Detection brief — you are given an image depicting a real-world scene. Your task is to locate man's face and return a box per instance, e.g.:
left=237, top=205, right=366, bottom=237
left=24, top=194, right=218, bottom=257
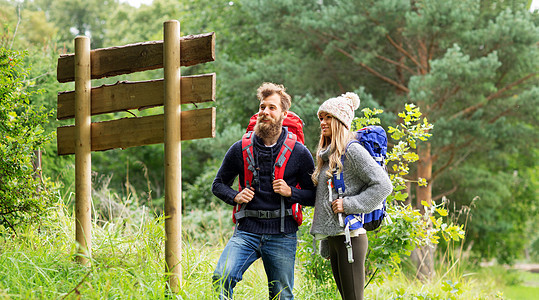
left=254, top=93, right=288, bottom=139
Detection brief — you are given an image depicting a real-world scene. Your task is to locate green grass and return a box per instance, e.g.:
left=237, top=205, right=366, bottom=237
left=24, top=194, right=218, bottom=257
left=504, top=271, right=539, bottom=300
left=0, top=204, right=527, bottom=299
left=505, top=285, right=539, bottom=300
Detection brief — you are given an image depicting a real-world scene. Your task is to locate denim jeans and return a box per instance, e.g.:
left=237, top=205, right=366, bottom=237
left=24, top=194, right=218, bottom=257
left=212, top=229, right=297, bottom=300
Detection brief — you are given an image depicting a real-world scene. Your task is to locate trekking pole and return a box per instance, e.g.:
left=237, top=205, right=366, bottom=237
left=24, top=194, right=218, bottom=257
left=364, top=229, right=392, bottom=288
left=337, top=190, right=344, bottom=227
left=327, top=178, right=344, bottom=226
left=364, top=267, right=379, bottom=289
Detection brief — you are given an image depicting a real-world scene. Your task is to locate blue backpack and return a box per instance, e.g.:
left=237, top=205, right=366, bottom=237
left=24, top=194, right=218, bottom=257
left=332, top=125, right=389, bottom=263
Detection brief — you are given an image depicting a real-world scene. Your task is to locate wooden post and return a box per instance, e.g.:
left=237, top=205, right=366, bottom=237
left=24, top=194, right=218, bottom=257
left=163, top=20, right=182, bottom=292
left=74, top=36, right=92, bottom=266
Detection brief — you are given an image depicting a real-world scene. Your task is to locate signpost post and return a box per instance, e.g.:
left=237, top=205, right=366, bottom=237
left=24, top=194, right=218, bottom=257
left=56, top=20, right=216, bottom=292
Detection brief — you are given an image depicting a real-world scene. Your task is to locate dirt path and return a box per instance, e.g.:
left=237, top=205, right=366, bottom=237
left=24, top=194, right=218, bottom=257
left=513, top=263, right=539, bottom=287
left=513, top=263, right=539, bottom=273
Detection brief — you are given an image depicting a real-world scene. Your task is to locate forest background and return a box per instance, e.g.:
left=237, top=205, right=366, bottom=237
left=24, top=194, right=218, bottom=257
left=0, top=0, right=538, bottom=299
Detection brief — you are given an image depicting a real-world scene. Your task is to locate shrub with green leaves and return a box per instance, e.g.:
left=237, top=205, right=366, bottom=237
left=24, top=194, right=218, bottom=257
left=298, top=104, right=465, bottom=285
left=0, top=47, right=58, bottom=233
left=365, top=104, right=464, bottom=279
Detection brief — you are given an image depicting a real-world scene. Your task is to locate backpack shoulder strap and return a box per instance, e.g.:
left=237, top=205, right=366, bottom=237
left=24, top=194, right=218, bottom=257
left=241, top=131, right=256, bottom=190
left=273, top=132, right=297, bottom=180
left=332, top=139, right=361, bottom=195
left=274, top=132, right=298, bottom=232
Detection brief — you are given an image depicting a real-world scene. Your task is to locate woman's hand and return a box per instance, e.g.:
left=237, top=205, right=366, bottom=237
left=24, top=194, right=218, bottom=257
left=331, top=198, right=344, bottom=214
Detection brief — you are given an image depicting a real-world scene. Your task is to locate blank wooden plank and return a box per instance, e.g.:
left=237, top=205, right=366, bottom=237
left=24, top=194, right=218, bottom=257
left=57, top=32, right=215, bottom=83
left=57, top=107, right=215, bottom=155
left=57, top=73, right=215, bottom=120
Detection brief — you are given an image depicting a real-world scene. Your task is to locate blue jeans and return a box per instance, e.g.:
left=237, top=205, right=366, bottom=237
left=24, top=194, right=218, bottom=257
left=212, top=229, right=297, bottom=300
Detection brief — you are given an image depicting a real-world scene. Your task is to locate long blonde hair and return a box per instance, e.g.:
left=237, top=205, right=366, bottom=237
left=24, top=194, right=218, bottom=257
left=311, top=117, right=355, bottom=186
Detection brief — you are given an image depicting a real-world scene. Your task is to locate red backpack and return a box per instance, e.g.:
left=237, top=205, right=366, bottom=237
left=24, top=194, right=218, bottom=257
left=232, top=112, right=305, bottom=230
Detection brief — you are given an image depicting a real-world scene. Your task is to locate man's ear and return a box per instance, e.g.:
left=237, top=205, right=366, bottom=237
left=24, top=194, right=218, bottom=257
left=282, top=110, right=288, bottom=118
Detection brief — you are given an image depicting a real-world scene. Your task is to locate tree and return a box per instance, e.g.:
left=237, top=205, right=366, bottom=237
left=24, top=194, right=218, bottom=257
left=21, top=0, right=119, bottom=49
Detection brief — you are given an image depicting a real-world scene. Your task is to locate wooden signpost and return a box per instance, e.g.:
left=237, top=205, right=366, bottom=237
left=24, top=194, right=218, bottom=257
left=56, top=20, right=215, bottom=293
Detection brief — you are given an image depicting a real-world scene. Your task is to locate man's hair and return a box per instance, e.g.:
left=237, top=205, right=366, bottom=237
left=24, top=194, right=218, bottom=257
left=256, top=82, right=291, bottom=111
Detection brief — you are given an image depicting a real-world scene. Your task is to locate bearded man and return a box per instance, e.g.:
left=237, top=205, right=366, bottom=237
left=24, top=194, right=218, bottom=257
left=211, top=82, right=315, bottom=300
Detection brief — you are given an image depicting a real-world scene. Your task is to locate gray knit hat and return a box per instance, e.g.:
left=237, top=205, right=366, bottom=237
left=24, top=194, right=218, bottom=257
left=317, top=92, right=360, bottom=129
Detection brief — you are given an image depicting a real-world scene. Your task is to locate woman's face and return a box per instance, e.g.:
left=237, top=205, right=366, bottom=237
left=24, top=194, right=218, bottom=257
left=319, top=112, right=333, bottom=138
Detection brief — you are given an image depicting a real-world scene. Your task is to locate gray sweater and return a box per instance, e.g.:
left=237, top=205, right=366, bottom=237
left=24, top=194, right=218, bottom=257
left=310, top=142, right=393, bottom=237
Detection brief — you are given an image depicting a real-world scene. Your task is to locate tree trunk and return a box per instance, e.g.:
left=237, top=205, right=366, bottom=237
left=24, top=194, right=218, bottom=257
left=32, top=149, right=42, bottom=181
left=417, top=142, right=432, bottom=211
left=404, top=181, right=412, bottom=206
left=411, top=243, right=436, bottom=280
left=412, top=141, right=435, bottom=279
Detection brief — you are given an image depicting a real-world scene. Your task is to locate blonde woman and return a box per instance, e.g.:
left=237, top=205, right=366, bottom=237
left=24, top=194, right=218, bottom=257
left=310, top=92, right=393, bottom=300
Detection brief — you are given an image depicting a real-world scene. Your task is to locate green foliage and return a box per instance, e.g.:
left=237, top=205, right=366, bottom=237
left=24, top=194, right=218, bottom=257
left=183, top=160, right=222, bottom=210
left=366, top=105, right=464, bottom=281
left=447, top=163, right=538, bottom=264
left=0, top=47, right=58, bottom=232
left=296, top=207, right=336, bottom=286
left=182, top=206, right=231, bottom=245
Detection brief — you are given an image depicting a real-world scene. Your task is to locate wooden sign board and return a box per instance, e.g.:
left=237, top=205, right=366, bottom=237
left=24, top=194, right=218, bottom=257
left=57, top=73, right=215, bottom=120
left=60, top=21, right=214, bottom=291
left=57, top=32, right=215, bottom=83
left=57, top=107, right=215, bottom=155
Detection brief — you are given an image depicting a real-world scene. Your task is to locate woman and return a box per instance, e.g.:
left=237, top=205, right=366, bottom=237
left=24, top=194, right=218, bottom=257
left=310, top=92, right=393, bottom=300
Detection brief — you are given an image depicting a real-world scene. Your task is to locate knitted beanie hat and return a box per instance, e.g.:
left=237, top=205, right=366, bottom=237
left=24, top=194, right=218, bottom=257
left=317, top=92, right=360, bottom=129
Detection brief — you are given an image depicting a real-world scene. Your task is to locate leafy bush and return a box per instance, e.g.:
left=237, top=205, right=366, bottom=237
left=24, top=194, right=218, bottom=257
left=296, top=207, right=336, bottom=285
left=182, top=205, right=232, bottom=245
left=0, top=47, right=58, bottom=233
left=183, top=159, right=224, bottom=209
left=297, top=103, right=465, bottom=285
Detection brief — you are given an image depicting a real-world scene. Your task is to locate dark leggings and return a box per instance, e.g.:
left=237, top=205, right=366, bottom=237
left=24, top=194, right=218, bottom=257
left=327, top=234, right=368, bottom=300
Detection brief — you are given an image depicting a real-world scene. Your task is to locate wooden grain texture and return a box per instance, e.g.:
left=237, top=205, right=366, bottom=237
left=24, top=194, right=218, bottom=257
left=57, top=107, right=215, bottom=155
left=57, top=73, right=215, bottom=120
left=163, top=20, right=182, bottom=292
left=56, top=32, right=215, bottom=83
left=74, top=36, right=92, bottom=266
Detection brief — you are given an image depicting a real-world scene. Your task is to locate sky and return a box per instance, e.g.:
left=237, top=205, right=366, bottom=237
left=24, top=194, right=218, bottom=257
left=121, top=0, right=538, bottom=10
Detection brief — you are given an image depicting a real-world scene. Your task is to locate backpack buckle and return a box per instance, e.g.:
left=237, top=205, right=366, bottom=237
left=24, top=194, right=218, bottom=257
left=258, top=210, right=269, bottom=218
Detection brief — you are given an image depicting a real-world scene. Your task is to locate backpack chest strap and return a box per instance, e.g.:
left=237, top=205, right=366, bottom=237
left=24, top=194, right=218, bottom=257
left=234, top=208, right=294, bottom=220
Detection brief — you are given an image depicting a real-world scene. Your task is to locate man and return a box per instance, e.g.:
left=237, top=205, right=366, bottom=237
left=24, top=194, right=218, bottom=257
left=212, top=82, right=315, bottom=299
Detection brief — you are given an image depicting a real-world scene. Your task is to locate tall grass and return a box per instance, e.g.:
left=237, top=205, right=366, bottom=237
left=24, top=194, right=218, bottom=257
left=0, top=190, right=514, bottom=299
left=0, top=202, right=333, bottom=299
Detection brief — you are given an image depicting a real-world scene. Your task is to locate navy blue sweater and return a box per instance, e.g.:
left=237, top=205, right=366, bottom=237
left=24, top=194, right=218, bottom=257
left=212, top=129, right=316, bottom=234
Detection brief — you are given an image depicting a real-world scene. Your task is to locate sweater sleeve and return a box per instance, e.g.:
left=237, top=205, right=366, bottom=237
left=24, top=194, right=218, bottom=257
left=341, top=142, right=393, bottom=214
left=211, top=140, right=242, bottom=206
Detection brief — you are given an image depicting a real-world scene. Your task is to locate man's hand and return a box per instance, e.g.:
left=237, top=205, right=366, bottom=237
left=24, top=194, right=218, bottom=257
left=234, top=187, right=255, bottom=204
left=332, top=198, right=344, bottom=214
left=272, top=179, right=292, bottom=197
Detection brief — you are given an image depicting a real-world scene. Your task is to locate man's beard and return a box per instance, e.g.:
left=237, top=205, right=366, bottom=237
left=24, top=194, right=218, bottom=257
left=254, top=115, right=283, bottom=140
